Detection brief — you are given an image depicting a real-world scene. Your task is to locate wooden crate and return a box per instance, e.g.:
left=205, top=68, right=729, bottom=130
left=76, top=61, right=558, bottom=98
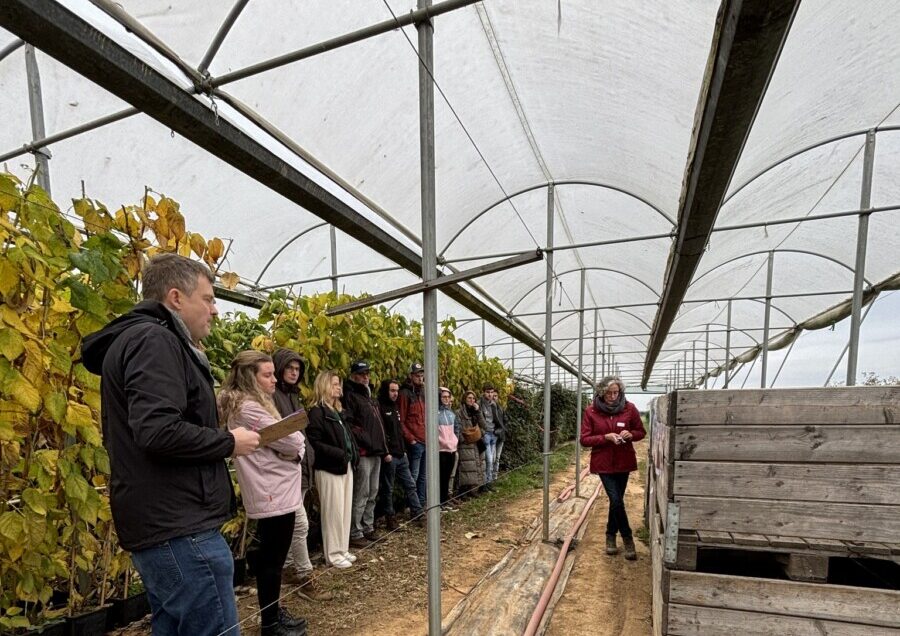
left=646, top=387, right=900, bottom=635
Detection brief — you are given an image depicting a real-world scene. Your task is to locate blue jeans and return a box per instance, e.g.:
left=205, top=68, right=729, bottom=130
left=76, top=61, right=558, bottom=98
left=378, top=454, right=422, bottom=516
left=483, top=431, right=497, bottom=483
left=599, top=473, right=632, bottom=539
left=406, top=442, right=427, bottom=509
left=131, top=528, right=239, bottom=636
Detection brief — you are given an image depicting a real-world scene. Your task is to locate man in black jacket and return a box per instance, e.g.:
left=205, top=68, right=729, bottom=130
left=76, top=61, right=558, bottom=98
left=342, top=361, right=389, bottom=547
left=82, top=254, right=260, bottom=636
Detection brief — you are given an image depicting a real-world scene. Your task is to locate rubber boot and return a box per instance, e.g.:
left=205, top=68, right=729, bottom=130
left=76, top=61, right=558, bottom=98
left=605, top=535, right=618, bottom=555
left=623, top=537, right=637, bottom=561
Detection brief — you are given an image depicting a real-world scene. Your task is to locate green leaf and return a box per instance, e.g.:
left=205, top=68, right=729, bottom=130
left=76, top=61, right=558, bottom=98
left=22, top=488, right=47, bottom=515
left=64, top=471, right=91, bottom=503
left=0, top=258, right=19, bottom=296
left=64, top=279, right=108, bottom=316
left=0, top=329, right=24, bottom=361
left=0, top=173, right=20, bottom=211
left=44, top=390, right=67, bottom=424
left=0, top=511, right=24, bottom=542
left=69, top=250, right=115, bottom=284
left=46, top=341, right=72, bottom=375
left=94, top=446, right=111, bottom=474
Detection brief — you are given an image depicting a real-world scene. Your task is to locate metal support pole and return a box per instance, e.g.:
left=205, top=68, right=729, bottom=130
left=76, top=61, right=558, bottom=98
left=24, top=44, right=51, bottom=194
left=592, top=311, right=599, bottom=382
left=329, top=225, right=339, bottom=295
left=847, top=130, right=876, bottom=386
left=761, top=251, right=775, bottom=388
left=542, top=184, right=555, bottom=542
left=675, top=360, right=680, bottom=388
left=691, top=341, right=696, bottom=387
left=511, top=339, right=515, bottom=376
left=724, top=300, right=732, bottom=389
left=601, top=329, right=606, bottom=377
left=575, top=269, right=585, bottom=497
left=416, top=5, right=440, bottom=633
left=704, top=325, right=710, bottom=389
left=481, top=319, right=486, bottom=358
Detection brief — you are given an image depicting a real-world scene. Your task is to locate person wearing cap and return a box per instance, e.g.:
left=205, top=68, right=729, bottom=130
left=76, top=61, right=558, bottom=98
left=343, top=361, right=390, bottom=547
left=580, top=375, right=646, bottom=560
left=478, top=383, right=506, bottom=487
left=398, top=362, right=427, bottom=512
left=272, top=348, right=332, bottom=602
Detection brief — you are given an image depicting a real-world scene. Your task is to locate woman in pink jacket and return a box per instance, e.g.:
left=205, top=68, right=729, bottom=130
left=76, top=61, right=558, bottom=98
left=218, top=351, right=307, bottom=636
left=580, top=375, right=646, bottom=561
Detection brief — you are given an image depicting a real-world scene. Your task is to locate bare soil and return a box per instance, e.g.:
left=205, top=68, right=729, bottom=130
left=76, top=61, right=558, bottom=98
left=546, top=440, right=652, bottom=635
left=111, top=444, right=652, bottom=635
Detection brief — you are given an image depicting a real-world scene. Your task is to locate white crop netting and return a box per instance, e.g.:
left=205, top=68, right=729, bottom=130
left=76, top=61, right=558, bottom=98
left=1, top=0, right=898, bottom=389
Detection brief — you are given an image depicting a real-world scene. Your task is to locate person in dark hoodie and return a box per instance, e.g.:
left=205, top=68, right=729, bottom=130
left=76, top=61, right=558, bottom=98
left=81, top=253, right=260, bottom=636
left=342, top=361, right=389, bottom=547
left=271, top=349, right=332, bottom=602
left=375, top=379, right=422, bottom=529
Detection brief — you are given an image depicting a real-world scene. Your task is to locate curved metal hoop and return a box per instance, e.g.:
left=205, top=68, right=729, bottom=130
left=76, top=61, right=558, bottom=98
left=439, top=180, right=675, bottom=258
left=254, top=221, right=328, bottom=285
left=691, top=249, right=872, bottom=289
left=507, top=267, right=661, bottom=315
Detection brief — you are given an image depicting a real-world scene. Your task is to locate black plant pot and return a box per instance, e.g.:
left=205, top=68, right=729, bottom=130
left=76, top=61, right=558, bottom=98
left=67, top=606, right=108, bottom=636
left=233, top=556, right=247, bottom=587
left=24, top=620, right=66, bottom=636
left=121, top=592, right=150, bottom=624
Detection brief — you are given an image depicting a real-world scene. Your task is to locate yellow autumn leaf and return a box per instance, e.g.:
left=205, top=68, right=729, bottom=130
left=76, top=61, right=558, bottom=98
left=206, top=237, right=224, bottom=263
left=189, top=233, right=207, bottom=258
left=0, top=329, right=24, bottom=361
left=21, top=340, right=45, bottom=385
left=169, top=209, right=186, bottom=240
left=156, top=196, right=174, bottom=219
left=0, top=258, right=19, bottom=296
left=4, top=370, right=41, bottom=413
left=142, top=193, right=157, bottom=212
left=65, top=402, right=94, bottom=429
left=1, top=306, right=35, bottom=337
left=219, top=271, right=240, bottom=290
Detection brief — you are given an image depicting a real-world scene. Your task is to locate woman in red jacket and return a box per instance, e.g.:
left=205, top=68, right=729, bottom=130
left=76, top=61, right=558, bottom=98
left=580, top=376, right=646, bottom=560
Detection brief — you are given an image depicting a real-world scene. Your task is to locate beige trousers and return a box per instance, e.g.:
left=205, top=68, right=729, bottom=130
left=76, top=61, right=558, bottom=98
left=315, top=469, right=353, bottom=565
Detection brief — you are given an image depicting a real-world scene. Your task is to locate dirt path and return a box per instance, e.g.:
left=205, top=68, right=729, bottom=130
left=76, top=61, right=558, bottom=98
left=546, top=440, right=652, bottom=636
left=112, top=444, right=652, bottom=635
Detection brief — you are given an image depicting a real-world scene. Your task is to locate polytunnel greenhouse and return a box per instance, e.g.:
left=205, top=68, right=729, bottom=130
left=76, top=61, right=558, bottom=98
left=1, top=0, right=899, bottom=634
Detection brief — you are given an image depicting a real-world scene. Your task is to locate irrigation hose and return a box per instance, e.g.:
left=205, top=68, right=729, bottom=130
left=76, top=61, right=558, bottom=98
left=523, top=479, right=603, bottom=636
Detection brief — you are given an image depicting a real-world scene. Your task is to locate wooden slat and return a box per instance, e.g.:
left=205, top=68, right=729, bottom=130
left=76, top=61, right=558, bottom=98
left=806, top=537, right=850, bottom=551
left=675, top=387, right=900, bottom=425
left=695, top=530, right=732, bottom=544
left=668, top=571, right=900, bottom=628
left=844, top=541, right=892, bottom=556
left=650, top=501, right=668, bottom=636
left=667, top=604, right=900, bottom=636
left=729, top=532, right=769, bottom=547
left=673, top=462, right=900, bottom=504
left=674, top=425, right=900, bottom=463
left=675, top=496, right=900, bottom=544
left=767, top=535, right=809, bottom=550
left=777, top=554, right=829, bottom=582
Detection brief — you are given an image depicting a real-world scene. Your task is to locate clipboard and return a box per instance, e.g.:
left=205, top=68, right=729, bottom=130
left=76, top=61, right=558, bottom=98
left=258, top=410, right=309, bottom=447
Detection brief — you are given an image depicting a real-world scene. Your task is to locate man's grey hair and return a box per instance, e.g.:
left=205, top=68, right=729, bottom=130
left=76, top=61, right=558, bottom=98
left=596, top=375, right=625, bottom=394
left=142, top=253, right=214, bottom=302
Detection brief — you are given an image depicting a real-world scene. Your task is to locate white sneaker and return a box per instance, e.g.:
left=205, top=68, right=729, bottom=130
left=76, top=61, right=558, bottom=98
left=330, top=557, right=352, bottom=569
left=343, top=552, right=357, bottom=563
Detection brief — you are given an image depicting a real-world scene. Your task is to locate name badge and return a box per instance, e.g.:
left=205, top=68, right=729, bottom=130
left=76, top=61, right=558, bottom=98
left=616, top=422, right=626, bottom=428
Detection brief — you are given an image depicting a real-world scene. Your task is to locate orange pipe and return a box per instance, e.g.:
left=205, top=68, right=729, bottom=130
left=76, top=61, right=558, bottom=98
left=524, top=480, right=603, bottom=636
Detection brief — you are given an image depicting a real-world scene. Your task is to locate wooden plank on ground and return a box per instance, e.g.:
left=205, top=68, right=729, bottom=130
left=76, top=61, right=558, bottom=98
left=674, top=425, right=900, bottom=464
left=673, top=461, right=900, bottom=504
left=674, top=387, right=900, bottom=425
left=675, top=496, right=900, bottom=544
left=667, top=604, right=900, bottom=636
left=668, top=571, right=900, bottom=628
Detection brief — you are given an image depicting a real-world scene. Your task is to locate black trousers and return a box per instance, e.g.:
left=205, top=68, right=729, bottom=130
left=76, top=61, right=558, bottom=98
left=599, top=472, right=632, bottom=539
left=255, top=512, right=296, bottom=626
left=439, top=451, right=457, bottom=504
